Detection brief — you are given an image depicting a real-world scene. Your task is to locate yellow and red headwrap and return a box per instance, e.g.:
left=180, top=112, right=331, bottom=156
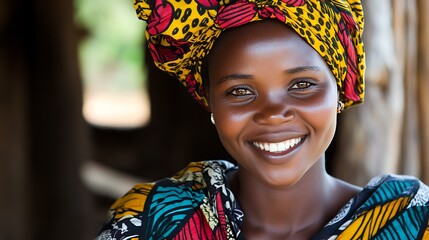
left=134, top=0, right=365, bottom=109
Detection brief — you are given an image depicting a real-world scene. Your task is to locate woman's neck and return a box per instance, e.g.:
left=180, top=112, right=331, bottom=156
left=232, top=157, right=359, bottom=240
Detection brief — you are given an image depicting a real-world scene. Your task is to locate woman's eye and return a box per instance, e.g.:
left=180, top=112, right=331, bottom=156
left=290, top=81, right=314, bottom=90
left=229, top=88, right=253, bottom=96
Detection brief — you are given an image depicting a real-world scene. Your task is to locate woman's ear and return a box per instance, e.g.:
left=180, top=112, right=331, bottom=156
left=206, top=96, right=212, bottom=112
left=202, top=60, right=212, bottom=111
left=203, top=79, right=212, bottom=112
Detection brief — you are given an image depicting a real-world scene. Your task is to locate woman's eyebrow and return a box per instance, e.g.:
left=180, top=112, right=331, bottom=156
left=286, top=65, right=322, bottom=74
left=215, top=66, right=321, bottom=86
left=216, top=74, right=253, bottom=86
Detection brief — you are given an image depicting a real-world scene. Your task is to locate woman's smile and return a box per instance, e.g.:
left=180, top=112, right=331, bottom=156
left=251, top=136, right=304, bottom=154
left=249, top=135, right=306, bottom=165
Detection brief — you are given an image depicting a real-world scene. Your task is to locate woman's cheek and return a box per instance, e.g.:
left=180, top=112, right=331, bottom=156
left=215, top=108, right=250, bottom=146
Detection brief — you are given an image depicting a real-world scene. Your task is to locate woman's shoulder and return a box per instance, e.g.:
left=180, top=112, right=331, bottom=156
left=317, top=175, right=429, bottom=239
left=363, top=174, right=429, bottom=207
left=96, top=160, right=237, bottom=239
left=108, top=160, right=236, bottom=216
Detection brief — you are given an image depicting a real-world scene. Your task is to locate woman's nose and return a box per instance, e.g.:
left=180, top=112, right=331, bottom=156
left=253, top=98, right=294, bottom=126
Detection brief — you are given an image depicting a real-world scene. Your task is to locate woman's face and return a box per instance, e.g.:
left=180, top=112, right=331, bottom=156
left=208, top=21, right=338, bottom=188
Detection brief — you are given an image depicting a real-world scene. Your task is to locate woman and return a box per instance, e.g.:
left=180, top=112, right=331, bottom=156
left=96, top=0, right=429, bottom=239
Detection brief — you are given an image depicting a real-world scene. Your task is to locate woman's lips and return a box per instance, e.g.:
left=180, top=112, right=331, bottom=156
left=251, top=137, right=304, bottom=153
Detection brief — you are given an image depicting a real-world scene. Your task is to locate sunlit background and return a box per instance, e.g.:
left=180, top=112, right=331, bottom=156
left=75, top=0, right=150, bottom=128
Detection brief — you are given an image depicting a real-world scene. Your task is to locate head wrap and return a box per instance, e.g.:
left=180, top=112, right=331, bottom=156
left=134, top=0, right=365, bottom=109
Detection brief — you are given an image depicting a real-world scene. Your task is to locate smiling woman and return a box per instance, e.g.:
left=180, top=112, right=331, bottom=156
left=207, top=21, right=339, bottom=189
left=95, top=0, right=429, bottom=239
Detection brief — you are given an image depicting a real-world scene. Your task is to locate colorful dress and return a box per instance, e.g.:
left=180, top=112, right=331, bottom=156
left=96, top=160, right=429, bottom=240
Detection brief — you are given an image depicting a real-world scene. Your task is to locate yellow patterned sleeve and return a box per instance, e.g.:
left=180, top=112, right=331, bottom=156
left=109, top=182, right=155, bottom=220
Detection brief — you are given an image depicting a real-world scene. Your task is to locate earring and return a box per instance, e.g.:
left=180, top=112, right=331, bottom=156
left=337, top=101, right=345, bottom=114
left=210, top=113, right=215, bottom=124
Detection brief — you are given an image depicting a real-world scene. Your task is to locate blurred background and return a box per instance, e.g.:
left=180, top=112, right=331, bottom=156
left=1, top=0, right=428, bottom=239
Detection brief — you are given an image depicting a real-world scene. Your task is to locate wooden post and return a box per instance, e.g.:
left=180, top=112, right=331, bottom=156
left=417, top=0, right=429, bottom=183
left=333, top=0, right=404, bottom=185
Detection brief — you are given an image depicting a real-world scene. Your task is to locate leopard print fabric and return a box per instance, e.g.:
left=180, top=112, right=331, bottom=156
left=134, top=0, right=365, bottom=109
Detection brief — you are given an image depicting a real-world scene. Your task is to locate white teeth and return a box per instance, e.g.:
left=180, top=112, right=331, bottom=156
left=264, top=143, right=269, bottom=151
left=253, top=137, right=302, bottom=153
left=270, top=143, right=278, bottom=152
left=285, top=140, right=290, bottom=149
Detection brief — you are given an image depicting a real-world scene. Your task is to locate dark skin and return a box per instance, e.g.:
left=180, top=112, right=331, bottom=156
left=207, top=20, right=361, bottom=239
